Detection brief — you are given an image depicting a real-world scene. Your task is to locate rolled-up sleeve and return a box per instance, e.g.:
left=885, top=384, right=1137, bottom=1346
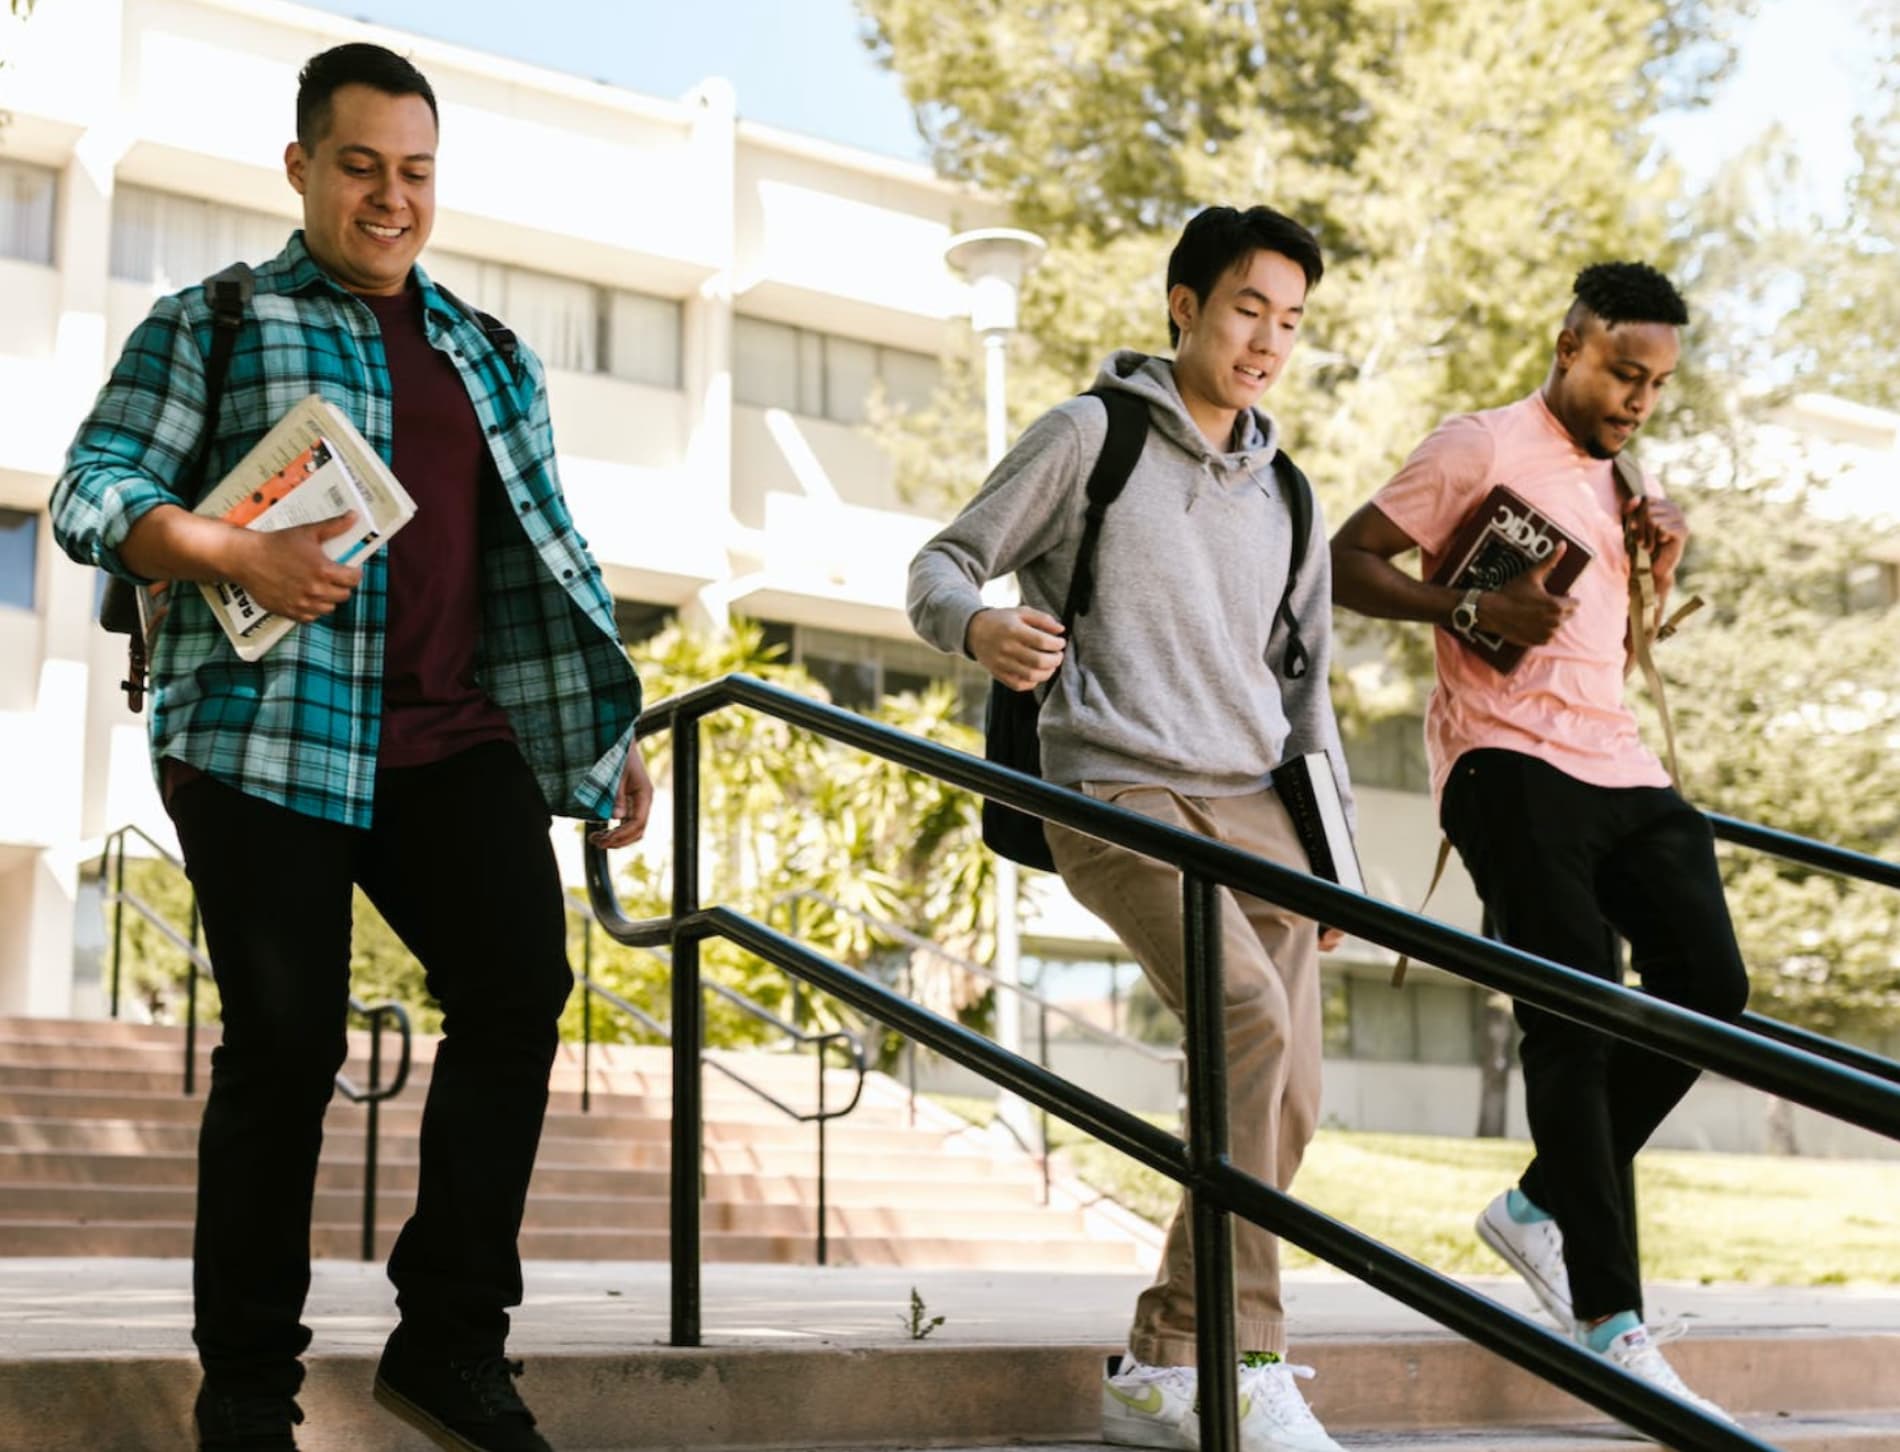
left=49, top=295, right=209, bottom=583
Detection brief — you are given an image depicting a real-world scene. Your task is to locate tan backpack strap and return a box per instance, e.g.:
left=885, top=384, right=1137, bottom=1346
left=1612, top=455, right=1686, bottom=792
left=1391, top=835, right=1455, bottom=988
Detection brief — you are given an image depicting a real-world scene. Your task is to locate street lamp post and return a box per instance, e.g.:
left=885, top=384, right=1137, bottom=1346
left=944, top=228, right=1046, bottom=1157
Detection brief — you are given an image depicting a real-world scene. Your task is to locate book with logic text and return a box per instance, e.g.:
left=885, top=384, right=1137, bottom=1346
left=1428, top=484, right=1593, bottom=674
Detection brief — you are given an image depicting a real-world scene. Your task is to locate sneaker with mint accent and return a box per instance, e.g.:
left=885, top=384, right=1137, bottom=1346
left=1477, top=1188, right=1573, bottom=1327
left=1596, top=1322, right=1737, bottom=1426
left=1103, top=1355, right=1197, bottom=1449
left=1234, top=1357, right=1344, bottom=1452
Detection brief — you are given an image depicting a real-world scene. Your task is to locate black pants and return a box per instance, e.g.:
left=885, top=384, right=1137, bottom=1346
left=1442, top=749, right=1749, bottom=1320
left=166, top=740, right=572, bottom=1395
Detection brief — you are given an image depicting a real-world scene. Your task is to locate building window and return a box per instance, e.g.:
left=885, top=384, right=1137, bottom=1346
left=1342, top=712, right=1430, bottom=794
left=0, top=508, right=39, bottom=612
left=426, top=251, right=683, bottom=387
left=1334, top=971, right=1486, bottom=1065
left=605, top=289, right=683, bottom=389
left=109, top=187, right=291, bottom=290
left=734, top=316, right=938, bottom=424
left=759, top=620, right=987, bottom=723
left=1847, top=558, right=1898, bottom=614
left=0, top=159, right=57, bottom=265
left=613, top=598, right=673, bottom=646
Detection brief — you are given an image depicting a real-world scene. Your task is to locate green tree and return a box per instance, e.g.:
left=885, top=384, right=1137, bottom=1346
left=1783, top=9, right=1898, bottom=409
left=861, top=0, right=1746, bottom=693
left=102, top=620, right=997, bottom=1063
left=860, top=0, right=1900, bottom=1054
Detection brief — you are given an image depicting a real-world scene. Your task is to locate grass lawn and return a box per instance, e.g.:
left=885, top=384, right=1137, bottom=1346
left=925, top=1094, right=1900, bottom=1286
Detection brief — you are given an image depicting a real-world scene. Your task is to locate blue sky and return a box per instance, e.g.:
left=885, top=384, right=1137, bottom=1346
left=304, top=0, right=1878, bottom=210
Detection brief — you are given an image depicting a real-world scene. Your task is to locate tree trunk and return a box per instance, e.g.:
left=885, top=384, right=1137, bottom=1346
left=1476, top=993, right=1514, bottom=1138
left=1765, top=1096, right=1799, bottom=1155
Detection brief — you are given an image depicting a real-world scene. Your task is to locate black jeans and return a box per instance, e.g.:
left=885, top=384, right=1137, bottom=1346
left=1442, top=749, right=1749, bottom=1321
left=166, top=740, right=572, bottom=1396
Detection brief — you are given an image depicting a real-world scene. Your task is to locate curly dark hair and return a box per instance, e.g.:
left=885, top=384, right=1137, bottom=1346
left=1571, top=261, right=1688, bottom=328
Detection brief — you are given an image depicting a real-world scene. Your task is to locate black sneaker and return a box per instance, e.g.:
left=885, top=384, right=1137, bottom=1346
left=373, top=1326, right=553, bottom=1452
left=194, top=1386, right=304, bottom=1451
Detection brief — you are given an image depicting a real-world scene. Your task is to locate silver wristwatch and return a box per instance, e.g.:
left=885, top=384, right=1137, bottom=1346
left=1450, top=586, right=1484, bottom=639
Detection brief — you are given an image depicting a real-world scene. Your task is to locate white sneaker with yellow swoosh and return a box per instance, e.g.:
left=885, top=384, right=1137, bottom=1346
left=1103, top=1356, right=1198, bottom=1449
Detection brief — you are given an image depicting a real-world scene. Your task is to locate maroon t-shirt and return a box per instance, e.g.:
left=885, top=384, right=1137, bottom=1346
left=361, top=286, right=515, bottom=768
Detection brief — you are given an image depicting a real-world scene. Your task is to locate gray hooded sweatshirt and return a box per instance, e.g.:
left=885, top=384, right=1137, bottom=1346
left=907, top=350, right=1353, bottom=818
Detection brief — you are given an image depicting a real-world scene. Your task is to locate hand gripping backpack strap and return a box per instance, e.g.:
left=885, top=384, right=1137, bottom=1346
left=106, top=261, right=254, bottom=711
left=980, top=389, right=1150, bottom=872
left=1612, top=453, right=1696, bottom=791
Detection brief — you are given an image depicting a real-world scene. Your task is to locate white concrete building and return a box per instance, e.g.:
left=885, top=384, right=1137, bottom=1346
left=0, top=0, right=1891, bottom=1154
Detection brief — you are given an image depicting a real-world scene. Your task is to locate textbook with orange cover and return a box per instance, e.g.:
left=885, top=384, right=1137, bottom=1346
left=193, top=394, right=416, bottom=660
left=1429, top=485, right=1593, bottom=674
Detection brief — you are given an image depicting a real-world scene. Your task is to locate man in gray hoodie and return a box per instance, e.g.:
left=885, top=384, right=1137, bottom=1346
left=907, top=205, right=1351, bottom=1452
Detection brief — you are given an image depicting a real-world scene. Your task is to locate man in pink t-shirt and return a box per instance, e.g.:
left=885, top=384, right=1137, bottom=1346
left=1331, top=264, right=1748, bottom=1420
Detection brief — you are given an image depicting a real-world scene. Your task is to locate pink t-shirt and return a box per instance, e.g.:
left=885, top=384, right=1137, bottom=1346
left=1372, top=391, right=1670, bottom=807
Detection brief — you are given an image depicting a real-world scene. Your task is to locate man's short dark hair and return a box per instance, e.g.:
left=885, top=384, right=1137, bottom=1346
left=1165, top=206, right=1324, bottom=346
left=1570, top=262, right=1688, bottom=330
left=296, top=43, right=439, bottom=149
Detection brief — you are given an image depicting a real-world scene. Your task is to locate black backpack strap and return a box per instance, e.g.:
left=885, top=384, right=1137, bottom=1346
left=196, top=263, right=254, bottom=471
left=1270, top=449, right=1315, bottom=680
left=106, top=262, right=254, bottom=708
left=1059, top=389, right=1150, bottom=631
left=432, top=281, right=523, bottom=381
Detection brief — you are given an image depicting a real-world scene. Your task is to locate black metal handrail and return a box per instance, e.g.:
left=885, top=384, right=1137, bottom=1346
left=91, top=824, right=414, bottom=1263
left=774, top=886, right=1187, bottom=1199
left=585, top=673, right=1897, bottom=1452
left=334, top=997, right=414, bottom=1262
left=1708, top=811, right=1900, bottom=889
left=562, top=897, right=867, bottom=1265
left=1701, top=813, right=1900, bottom=1087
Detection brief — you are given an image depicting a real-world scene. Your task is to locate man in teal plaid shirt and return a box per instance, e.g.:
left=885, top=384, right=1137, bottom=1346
left=51, top=42, right=648, bottom=1452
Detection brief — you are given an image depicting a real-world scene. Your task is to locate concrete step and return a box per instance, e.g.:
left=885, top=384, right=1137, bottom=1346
left=0, top=1182, right=1097, bottom=1240
left=0, top=1117, right=1024, bottom=1180
left=1, top=1339, right=1895, bottom=1452
left=0, top=1022, right=870, bottom=1079
left=769, top=1429, right=1900, bottom=1452
left=0, top=1088, right=949, bottom=1153
left=0, top=1040, right=882, bottom=1102
left=0, top=1062, right=922, bottom=1125
left=0, top=1148, right=1049, bottom=1208
left=0, top=1117, right=1018, bottom=1179
left=0, top=1220, right=1139, bottom=1267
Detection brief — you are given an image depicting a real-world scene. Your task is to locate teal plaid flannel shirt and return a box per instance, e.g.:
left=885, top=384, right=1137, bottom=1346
left=50, top=232, right=642, bottom=828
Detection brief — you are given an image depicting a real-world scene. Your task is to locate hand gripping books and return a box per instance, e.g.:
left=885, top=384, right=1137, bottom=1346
left=1429, top=485, right=1592, bottom=674
left=192, top=393, right=417, bottom=660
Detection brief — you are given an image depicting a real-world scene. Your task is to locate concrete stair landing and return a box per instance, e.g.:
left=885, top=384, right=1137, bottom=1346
left=0, top=1262, right=1895, bottom=1451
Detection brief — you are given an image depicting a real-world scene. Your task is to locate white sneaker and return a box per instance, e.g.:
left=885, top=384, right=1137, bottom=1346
left=1477, top=1189, right=1574, bottom=1327
left=1595, top=1323, right=1738, bottom=1426
left=1104, top=1356, right=1197, bottom=1449
left=1234, top=1358, right=1344, bottom=1452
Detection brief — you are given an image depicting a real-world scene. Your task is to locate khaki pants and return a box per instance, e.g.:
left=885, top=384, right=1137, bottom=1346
left=1047, top=784, right=1321, bottom=1364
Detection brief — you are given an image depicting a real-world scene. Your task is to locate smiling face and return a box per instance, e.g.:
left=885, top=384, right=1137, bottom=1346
left=1169, top=247, right=1308, bottom=431
left=1547, top=314, right=1680, bottom=458
left=285, top=83, right=437, bottom=297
